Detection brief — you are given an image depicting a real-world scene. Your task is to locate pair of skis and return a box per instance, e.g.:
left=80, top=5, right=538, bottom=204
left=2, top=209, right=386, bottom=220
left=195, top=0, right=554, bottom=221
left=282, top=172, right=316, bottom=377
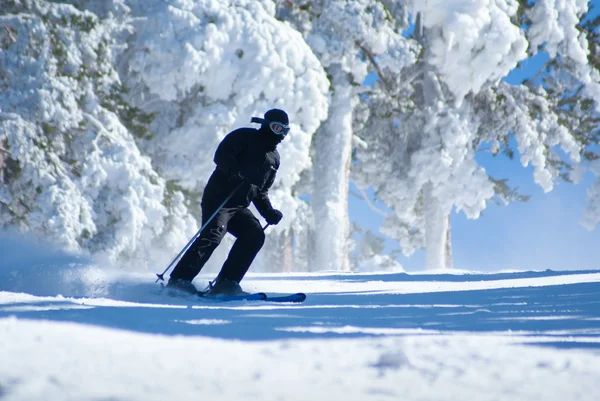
left=198, top=292, right=306, bottom=303
left=163, top=285, right=306, bottom=303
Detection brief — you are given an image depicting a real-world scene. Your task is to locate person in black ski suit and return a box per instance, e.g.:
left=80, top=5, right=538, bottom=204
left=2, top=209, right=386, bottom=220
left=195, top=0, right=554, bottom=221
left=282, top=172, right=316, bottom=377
left=167, top=109, right=290, bottom=296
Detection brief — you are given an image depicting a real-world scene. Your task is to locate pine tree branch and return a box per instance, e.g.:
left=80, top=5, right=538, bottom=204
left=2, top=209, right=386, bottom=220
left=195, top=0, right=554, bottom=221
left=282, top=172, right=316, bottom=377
left=0, top=199, right=17, bottom=217
left=349, top=186, right=389, bottom=216
left=355, top=41, right=389, bottom=90
left=523, top=58, right=553, bottom=87
left=4, top=26, right=16, bottom=44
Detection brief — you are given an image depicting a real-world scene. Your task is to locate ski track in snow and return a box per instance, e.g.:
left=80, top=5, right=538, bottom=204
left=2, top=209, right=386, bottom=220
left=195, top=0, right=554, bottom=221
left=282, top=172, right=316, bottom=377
left=1, top=246, right=600, bottom=400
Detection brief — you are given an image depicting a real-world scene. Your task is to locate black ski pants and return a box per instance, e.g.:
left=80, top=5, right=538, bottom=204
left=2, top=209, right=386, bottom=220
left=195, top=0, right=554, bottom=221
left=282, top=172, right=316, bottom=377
left=169, top=204, right=265, bottom=284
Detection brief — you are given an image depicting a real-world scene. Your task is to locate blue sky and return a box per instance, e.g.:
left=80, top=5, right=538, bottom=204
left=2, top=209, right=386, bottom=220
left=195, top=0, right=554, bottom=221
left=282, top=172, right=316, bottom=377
left=350, top=4, right=600, bottom=272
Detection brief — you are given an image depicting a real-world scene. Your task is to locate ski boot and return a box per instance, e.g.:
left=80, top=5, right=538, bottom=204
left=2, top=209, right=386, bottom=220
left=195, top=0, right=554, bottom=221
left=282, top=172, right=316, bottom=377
left=204, top=278, right=249, bottom=297
left=166, top=278, right=199, bottom=296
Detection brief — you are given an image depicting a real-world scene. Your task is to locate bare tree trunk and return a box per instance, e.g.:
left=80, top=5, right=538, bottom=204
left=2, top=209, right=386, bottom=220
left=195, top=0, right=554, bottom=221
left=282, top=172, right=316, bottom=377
left=0, top=140, right=6, bottom=184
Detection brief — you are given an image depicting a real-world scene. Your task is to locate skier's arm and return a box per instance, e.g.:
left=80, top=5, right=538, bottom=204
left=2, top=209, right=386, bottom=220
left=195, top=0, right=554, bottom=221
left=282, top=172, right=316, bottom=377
left=253, top=167, right=277, bottom=216
left=214, top=130, right=246, bottom=176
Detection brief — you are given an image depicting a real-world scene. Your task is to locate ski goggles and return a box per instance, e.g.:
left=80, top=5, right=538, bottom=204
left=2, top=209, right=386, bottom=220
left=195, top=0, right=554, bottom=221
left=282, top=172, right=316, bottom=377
left=269, top=121, right=290, bottom=136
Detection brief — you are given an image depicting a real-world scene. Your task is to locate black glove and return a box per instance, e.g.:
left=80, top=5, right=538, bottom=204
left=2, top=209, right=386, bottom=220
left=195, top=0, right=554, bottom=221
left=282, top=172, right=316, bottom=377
left=228, top=167, right=247, bottom=183
left=231, top=167, right=263, bottom=187
left=264, top=208, right=283, bottom=225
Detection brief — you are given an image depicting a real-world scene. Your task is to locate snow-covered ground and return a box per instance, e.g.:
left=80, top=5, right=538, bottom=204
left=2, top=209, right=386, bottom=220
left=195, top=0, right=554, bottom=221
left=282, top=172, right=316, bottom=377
left=1, top=235, right=600, bottom=401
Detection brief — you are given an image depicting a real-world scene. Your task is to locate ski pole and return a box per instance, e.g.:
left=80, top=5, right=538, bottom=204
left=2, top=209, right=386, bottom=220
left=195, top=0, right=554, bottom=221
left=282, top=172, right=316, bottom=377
left=155, top=180, right=246, bottom=283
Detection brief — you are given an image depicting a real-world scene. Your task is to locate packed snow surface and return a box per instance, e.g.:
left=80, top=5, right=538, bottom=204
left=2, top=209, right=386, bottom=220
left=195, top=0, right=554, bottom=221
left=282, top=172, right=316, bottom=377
left=1, top=238, right=600, bottom=401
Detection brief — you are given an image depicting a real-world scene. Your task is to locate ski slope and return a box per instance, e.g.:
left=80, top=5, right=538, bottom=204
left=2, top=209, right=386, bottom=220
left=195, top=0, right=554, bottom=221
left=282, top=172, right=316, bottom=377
left=1, top=237, right=600, bottom=400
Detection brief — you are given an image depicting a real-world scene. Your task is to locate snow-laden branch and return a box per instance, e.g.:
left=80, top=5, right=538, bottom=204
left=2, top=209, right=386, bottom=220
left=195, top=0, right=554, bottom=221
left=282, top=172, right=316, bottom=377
left=350, top=185, right=389, bottom=217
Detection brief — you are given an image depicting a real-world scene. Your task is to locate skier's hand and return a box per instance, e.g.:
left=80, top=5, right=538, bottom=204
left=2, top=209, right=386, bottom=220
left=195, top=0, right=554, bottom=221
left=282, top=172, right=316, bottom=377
left=232, top=167, right=263, bottom=187
left=264, top=208, right=283, bottom=225
left=229, top=168, right=246, bottom=183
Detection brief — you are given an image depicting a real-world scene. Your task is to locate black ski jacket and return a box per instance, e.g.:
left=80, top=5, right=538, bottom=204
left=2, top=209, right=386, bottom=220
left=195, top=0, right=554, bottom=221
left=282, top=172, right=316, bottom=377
left=202, top=127, right=279, bottom=216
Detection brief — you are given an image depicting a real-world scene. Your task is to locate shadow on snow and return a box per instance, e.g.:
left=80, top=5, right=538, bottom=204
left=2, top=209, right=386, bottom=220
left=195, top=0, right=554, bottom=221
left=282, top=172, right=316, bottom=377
left=1, top=276, right=599, bottom=350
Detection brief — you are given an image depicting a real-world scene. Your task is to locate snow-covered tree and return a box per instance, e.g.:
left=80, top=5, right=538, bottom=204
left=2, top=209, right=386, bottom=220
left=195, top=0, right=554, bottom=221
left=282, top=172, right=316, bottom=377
left=1, top=0, right=329, bottom=272
left=115, top=0, right=329, bottom=272
left=276, top=0, right=409, bottom=271
left=515, top=0, right=600, bottom=230
left=349, top=222, right=404, bottom=272
left=4, top=0, right=598, bottom=275
left=353, top=0, right=599, bottom=270
left=0, top=0, right=196, bottom=267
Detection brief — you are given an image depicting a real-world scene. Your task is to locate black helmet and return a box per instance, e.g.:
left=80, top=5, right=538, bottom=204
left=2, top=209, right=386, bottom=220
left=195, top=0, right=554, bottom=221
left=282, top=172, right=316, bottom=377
left=251, top=108, right=290, bottom=136
left=264, top=108, right=289, bottom=125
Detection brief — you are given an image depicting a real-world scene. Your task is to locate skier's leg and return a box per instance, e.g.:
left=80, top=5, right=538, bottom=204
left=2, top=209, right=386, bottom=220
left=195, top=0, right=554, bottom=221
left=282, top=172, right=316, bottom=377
left=169, top=207, right=235, bottom=283
left=216, top=208, right=265, bottom=284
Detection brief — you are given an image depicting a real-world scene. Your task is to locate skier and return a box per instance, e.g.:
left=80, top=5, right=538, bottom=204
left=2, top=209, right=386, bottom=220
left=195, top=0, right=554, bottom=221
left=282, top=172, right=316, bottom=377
left=166, top=109, right=290, bottom=296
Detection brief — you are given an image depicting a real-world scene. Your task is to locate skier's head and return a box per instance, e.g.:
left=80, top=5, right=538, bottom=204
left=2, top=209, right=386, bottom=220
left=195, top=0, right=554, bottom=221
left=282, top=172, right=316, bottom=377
left=264, top=109, right=289, bottom=134
left=251, top=108, right=289, bottom=148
